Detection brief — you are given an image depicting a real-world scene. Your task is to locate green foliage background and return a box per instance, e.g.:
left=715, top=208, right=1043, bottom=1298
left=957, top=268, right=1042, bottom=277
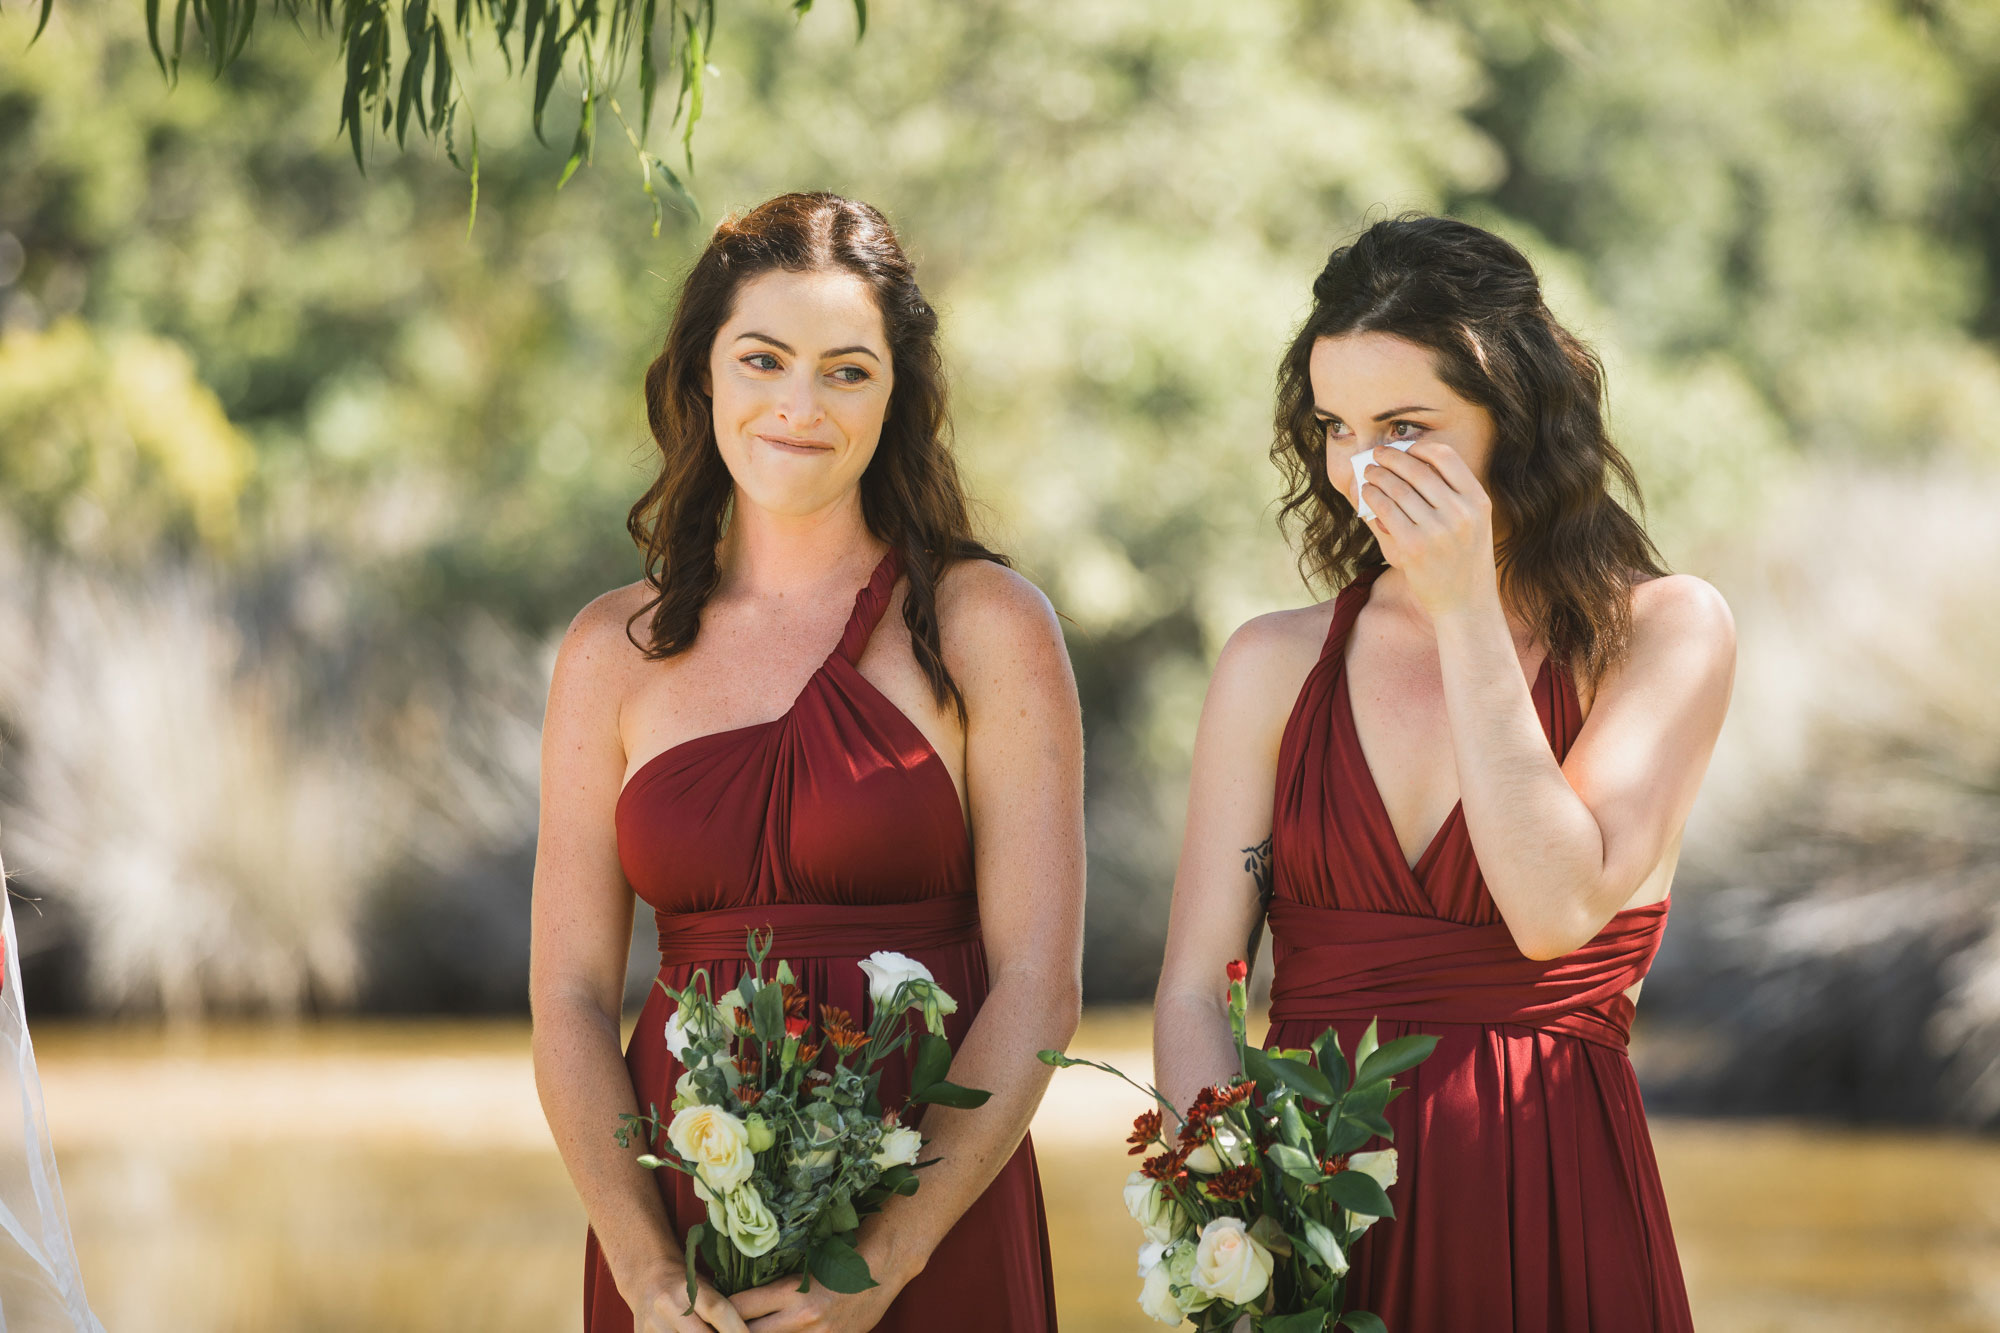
left=4, top=0, right=1999, bottom=1003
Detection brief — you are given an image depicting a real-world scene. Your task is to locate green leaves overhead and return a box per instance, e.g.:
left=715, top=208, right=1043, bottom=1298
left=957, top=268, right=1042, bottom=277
left=15, top=0, right=868, bottom=229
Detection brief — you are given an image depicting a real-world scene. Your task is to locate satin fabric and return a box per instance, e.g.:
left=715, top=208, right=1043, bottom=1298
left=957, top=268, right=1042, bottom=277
left=584, top=548, right=1058, bottom=1332
left=1264, top=564, right=1693, bottom=1331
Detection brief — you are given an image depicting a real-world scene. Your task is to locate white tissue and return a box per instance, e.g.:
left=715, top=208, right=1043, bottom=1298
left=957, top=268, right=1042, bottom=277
left=1351, top=438, right=1415, bottom=522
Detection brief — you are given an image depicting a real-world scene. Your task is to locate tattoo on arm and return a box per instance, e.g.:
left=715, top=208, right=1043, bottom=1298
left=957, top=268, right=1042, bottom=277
left=1242, top=836, right=1273, bottom=908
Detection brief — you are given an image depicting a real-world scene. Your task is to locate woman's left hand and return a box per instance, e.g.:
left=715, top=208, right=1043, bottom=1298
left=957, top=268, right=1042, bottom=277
left=1358, top=440, right=1499, bottom=618
left=727, top=1268, right=905, bottom=1333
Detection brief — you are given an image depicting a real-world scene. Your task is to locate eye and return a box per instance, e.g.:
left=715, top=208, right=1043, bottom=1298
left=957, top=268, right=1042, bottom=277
left=830, top=365, right=871, bottom=385
left=1389, top=420, right=1426, bottom=440
left=742, top=352, right=781, bottom=371
left=1320, top=416, right=1348, bottom=439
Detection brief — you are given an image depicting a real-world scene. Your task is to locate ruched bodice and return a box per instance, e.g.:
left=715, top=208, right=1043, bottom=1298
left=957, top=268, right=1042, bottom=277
left=582, top=547, right=1057, bottom=1333
left=1263, top=564, right=1692, bottom=1332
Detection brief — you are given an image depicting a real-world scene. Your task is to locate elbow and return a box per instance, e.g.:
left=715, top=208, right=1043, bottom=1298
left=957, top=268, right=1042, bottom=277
left=1505, top=911, right=1598, bottom=962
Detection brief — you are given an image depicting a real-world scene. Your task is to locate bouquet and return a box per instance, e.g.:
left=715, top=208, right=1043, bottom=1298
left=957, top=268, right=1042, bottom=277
left=1039, top=960, right=1437, bottom=1333
left=617, top=927, right=990, bottom=1311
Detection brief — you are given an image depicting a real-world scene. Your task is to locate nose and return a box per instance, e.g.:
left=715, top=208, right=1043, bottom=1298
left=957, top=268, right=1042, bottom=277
left=774, top=368, right=823, bottom=431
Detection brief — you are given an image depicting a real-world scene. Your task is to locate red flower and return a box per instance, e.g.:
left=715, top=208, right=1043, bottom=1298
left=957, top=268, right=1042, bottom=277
left=1321, top=1154, right=1350, bottom=1175
left=1202, top=1165, right=1261, bottom=1202
left=785, top=1015, right=810, bottom=1040
left=1226, top=959, right=1249, bottom=983
left=1127, top=1109, right=1164, bottom=1155
left=1141, top=1146, right=1190, bottom=1182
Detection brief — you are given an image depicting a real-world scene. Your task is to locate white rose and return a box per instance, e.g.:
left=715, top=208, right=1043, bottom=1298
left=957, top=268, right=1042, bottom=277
left=714, top=1182, right=781, bottom=1258
left=670, top=1069, right=703, bottom=1111
left=1190, top=1216, right=1274, bottom=1306
left=1123, top=1171, right=1181, bottom=1245
left=1183, top=1121, right=1250, bottom=1175
left=1137, top=1240, right=1168, bottom=1278
left=1137, top=1252, right=1183, bottom=1326
left=872, top=1124, right=924, bottom=1169
left=667, top=1104, right=755, bottom=1192
left=857, top=951, right=936, bottom=1006
left=1301, top=1218, right=1349, bottom=1276
left=1343, top=1148, right=1399, bottom=1238
left=664, top=1006, right=699, bottom=1062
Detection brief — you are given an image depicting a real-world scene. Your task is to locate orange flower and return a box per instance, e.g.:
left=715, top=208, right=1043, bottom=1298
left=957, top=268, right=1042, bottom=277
left=735, top=1085, right=765, bottom=1109
left=1141, top=1146, right=1190, bottom=1182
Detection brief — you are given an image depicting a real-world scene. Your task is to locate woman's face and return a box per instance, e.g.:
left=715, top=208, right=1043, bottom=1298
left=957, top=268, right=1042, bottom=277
left=1308, top=330, right=1497, bottom=511
left=708, top=267, right=894, bottom=520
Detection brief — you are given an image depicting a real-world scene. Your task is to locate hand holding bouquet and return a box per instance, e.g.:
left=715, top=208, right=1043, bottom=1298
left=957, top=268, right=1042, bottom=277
left=617, top=928, right=989, bottom=1313
left=1040, top=960, right=1437, bottom=1332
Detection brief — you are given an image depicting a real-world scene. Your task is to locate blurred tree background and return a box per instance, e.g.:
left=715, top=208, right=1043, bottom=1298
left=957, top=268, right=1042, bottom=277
left=3, top=0, right=1999, bottom=1121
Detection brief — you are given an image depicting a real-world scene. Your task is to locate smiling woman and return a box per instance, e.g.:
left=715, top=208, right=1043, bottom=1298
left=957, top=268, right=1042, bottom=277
left=529, top=193, right=1082, bottom=1333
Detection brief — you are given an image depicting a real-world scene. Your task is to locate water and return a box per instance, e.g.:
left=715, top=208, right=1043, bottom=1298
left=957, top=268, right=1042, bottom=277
left=25, top=1012, right=2000, bottom=1332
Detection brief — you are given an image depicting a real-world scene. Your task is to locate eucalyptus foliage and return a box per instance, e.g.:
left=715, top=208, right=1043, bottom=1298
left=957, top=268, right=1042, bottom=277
left=7, top=0, right=866, bottom=231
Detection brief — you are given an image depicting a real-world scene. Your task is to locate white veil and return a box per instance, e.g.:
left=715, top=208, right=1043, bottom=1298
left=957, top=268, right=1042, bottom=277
left=0, top=846, right=102, bottom=1331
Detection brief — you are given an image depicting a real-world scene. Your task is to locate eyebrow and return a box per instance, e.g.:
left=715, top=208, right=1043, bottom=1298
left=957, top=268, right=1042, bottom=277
left=1311, top=403, right=1441, bottom=421
left=735, top=332, right=881, bottom=363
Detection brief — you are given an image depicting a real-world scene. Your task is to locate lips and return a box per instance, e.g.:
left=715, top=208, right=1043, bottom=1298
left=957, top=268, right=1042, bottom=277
left=756, top=432, right=833, bottom=454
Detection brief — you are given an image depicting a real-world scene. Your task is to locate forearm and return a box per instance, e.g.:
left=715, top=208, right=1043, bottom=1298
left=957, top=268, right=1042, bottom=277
left=1432, top=597, right=1616, bottom=953
left=534, top=994, right=686, bottom=1306
left=1152, top=986, right=1243, bottom=1124
left=857, top=968, right=1080, bottom=1287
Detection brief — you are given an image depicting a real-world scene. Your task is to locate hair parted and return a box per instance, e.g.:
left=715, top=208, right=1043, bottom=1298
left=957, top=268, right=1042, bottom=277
left=1273, top=213, right=1667, bottom=684
left=625, top=191, right=1005, bottom=720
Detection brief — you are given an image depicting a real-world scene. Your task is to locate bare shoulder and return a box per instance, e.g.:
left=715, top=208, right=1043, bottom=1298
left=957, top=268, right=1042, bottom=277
left=934, top=557, right=1065, bottom=668
left=1197, top=601, right=1335, bottom=748
left=547, top=581, right=656, bottom=709
left=1629, top=573, right=1736, bottom=665
left=1214, top=602, right=1335, bottom=697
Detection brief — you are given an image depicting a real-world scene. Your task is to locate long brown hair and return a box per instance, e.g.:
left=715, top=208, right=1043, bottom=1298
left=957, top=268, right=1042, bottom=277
left=625, top=191, right=1005, bottom=719
left=1273, top=214, right=1667, bottom=684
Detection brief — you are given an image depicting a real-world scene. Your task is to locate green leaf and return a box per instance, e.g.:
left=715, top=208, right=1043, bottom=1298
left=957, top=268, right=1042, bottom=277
left=1354, top=1034, right=1439, bottom=1089
left=1351, top=1019, right=1380, bottom=1077
left=851, top=0, right=865, bottom=39
left=807, top=1234, right=880, bottom=1294
left=826, top=1195, right=859, bottom=1233
left=1265, top=1313, right=1329, bottom=1333
left=1337, top=1313, right=1387, bottom=1333
left=1326, top=1118, right=1374, bottom=1156
left=1241, top=1044, right=1283, bottom=1098
left=751, top=971, right=785, bottom=1043
left=1325, top=1170, right=1394, bottom=1220
left=1267, top=1055, right=1338, bottom=1104
left=1268, top=1142, right=1321, bottom=1182
left=910, top=1033, right=953, bottom=1095
left=910, top=1079, right=990, bottom=1109
left=682, top=1222, right=707, bottom=1314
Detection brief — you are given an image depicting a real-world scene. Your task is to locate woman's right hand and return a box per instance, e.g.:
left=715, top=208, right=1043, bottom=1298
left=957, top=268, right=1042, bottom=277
left=634, top=1267, right=753, bottom=1333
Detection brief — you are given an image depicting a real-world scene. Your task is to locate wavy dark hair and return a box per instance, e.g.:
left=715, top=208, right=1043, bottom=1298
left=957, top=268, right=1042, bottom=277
left=625, top=191, right=1005, bottom=720
left=1274, top=214, right=1667, bottom=684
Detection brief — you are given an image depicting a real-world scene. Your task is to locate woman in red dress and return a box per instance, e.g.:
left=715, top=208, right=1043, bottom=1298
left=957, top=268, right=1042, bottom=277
left=530, top=193, right=1081, bottom=1333
left=1153, top=216, right=1733, bottom=1330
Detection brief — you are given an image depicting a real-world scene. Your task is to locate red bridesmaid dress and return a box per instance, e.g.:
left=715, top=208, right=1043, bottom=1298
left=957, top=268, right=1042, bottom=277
left=584, top=547, right=1059, bottom=1332
left=1265, top=564, right=1693, bottom=1331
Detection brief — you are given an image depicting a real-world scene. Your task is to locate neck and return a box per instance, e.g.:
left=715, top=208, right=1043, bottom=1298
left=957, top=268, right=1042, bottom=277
left=716, top=488, right=884, bottom=599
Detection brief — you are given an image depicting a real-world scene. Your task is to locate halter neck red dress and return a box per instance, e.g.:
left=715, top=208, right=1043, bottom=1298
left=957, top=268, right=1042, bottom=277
left=1265, top=565, right=1693, bottom=1332
left=583, top=547, right=1059, bottom=1332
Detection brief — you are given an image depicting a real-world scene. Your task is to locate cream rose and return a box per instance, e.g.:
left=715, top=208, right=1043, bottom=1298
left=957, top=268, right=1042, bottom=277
left=1190, top=1216, right=1274, bottom=1305
left=667, top=1104, right=755, bottom=1192
left=1343, top=1148, right=1399, bottom=1238
left=790, top=1118, right=841, bottom=1172
left=1183, top=1121, right=1250, bottom=1175
left=1123, top=1171, right=1180, bottom=1245
left=872, top=1124, right=924, bottom=1169
left=714, top=1182, right=780, bottom=1257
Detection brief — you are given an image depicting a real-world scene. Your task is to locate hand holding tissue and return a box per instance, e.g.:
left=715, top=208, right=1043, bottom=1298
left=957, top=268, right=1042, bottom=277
left=1351, top=439, right=1415, bottom=522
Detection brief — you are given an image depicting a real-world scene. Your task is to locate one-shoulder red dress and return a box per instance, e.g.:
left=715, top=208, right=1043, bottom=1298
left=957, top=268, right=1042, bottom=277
left=1264, top=565, right=1693, bottom=1331
left=583, top=547, right=1059, bottom=1332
